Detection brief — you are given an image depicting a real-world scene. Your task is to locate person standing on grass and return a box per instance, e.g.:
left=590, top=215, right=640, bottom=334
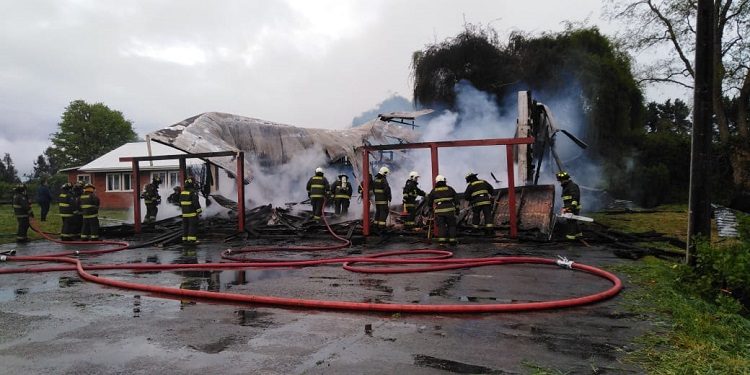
left=35, top=178, right=53, bottom=222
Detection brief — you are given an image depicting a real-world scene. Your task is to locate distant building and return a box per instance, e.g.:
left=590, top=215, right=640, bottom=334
left=62, top=142, right=201, bottom=209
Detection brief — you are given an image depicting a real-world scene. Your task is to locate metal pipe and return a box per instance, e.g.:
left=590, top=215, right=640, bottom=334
left=237, top=152, right=245, bottom=233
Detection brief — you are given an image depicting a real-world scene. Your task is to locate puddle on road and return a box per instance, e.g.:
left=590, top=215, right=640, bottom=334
left=235, top=309, right=274, bottom=328
left=413, top=354, right=502, bottom=374
left=176, top=269, right=296, bottom=293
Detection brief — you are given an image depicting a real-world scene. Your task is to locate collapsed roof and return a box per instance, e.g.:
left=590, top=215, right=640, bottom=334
left=147, top=112, right=421, bottom=182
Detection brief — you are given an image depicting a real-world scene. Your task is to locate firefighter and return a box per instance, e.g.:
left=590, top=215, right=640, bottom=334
left=427, top=175, right=458, bottom=245
left=557, top=171, right=583, bottom=240
left=371, top=166, right=391, bottom=232
left=12, top=184, right=33, bottom=243
left=306, top=167, right=330, bottom=222
left=70, top=181, right=84, bottom=240
left=167, top=186, right=182, bottom=206
left=402, top=171, right=425, bottom=229
left=58, top=183, right=74, bottom=241
left=463, top=171, right=495, bottom=236
left=141, top=176, right=162, bottom=223
left=180, top=178, right=202, bottom=244
left=331, top=174, right=352, bottom=215
left=79, top=183, right=100, bottom=241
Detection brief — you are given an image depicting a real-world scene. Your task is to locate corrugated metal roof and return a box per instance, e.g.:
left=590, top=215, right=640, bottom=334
left=77, top=141, right=201, bottom=172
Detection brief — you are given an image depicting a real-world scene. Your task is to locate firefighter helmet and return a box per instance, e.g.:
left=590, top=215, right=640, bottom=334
left=84, top=183, right=95, bottom=190
left=315, top=167, right=324, bottom=174
left=379, top=166, right=390, bottom=175
left=61, top=182, right=72, bottom=190
left=435, top=175, right=446, bottom=183
left=556, top=171, right=570, bottom=181
left=14, top=183, right=26, bottom=192
left=409, top=171, right=419, bottom=179
left=184, top=178, right=195, bottom=189
left=152, top=175, right=162, bottom=185
left=465, top=171, right=478, bottom=180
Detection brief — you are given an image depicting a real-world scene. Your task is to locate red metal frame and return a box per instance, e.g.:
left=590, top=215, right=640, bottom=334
left=360, top=137, right=534, bottom=238
left=120, top=151, right=245, bottom=234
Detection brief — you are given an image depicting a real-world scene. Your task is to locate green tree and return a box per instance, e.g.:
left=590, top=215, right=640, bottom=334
left=49, top=100, right=138, bottom=168
left=645, top=98, right=692, bottom=134
left=0, top=153, right=20, bottom=183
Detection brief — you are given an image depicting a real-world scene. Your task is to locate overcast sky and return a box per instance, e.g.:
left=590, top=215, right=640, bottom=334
left=0, top=0, right=683, bottom=177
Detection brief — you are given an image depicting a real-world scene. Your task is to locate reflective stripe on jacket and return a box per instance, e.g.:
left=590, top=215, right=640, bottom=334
left=427, top=182, right=458, bottom=216
left=371, top=173, right=391, bottom=205
left=306, top=173, right=329, bottom=199
left=464, top=179, right=493, bottom=207
left=180, top=189, right=202, bottom=218
left=79, top=192, right=100, bottom=218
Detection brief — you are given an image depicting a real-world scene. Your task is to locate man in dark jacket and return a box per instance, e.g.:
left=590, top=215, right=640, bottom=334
left=58, top=183, right=74, bottom=241
left=427, top=175, right=458, bottom=245
left=402, top=171, right=425, bottom=229
left=463, top=172, right=495, bottom=236
left=371, top=166, right=391, bottom=232
left=167, top=186, right=182, bottom=206
left=557, top=171, right=582, bottom=240
left=306, top=167, right=330, bottom=222
left=12, top=184, right=33, bottom=243
left=79, top=183, right=100, bottom=241
left=180, top=178, right=202, bottom=244
left=35, top=178, right=53, bottom=221
left=331, top=174, right=352, bottom=215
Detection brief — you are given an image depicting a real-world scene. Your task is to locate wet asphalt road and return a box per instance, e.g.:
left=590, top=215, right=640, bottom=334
left=0, top=235, right=647, bottom=374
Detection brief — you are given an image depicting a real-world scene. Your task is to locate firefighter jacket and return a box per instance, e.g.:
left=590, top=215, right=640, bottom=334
left=58, top=191, right=74, bottom=217
left=71, top=187, right=82, bottom=215
left=331, top=180, right=352, bottom=200
left=12, top=192, right=32, bottom=218
left=179, top=188, right=202, bottom=218
left=427, top=181, right=458, bottom=216
left=141, top=184, right=161, bottom=205
left=371, top=173, right=391, bottom=205
left=464, top=179, right=494, bottom=207
left=306, top=172, right=330, bottom=199
left=402, top=179, right=425, bottom=205
left=561, top=180, right=581, bottom=212
left=79, top=191, right=100, bottom=218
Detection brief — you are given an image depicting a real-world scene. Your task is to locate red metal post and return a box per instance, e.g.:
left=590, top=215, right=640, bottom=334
left=430, top=144, right=439, bottom=188
left=132, top=161, right=141, bottom=234
left=237, top=152, right=245, bottom=233
left=506, top=145, right=518, bottom=238
left=179, top=158, right=186, bottom=183
left=362, top=148, right=370, bottom=236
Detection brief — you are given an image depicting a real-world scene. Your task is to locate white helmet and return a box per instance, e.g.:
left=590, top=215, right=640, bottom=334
left=409, top=171, right=419, bottom=179
left=315, top=167, right=323, bottom=173
left=435, top=175, right=446, bottom=183
left=379, top=166, right=390, bottom=175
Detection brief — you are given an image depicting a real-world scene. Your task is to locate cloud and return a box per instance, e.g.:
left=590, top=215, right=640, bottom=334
left=0, top=0, right=646, bottom=180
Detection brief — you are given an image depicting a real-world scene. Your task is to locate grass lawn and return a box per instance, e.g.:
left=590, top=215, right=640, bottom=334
left=592, top=204, right=750, bottom=373
left=0, top=203, right=128, bottom=245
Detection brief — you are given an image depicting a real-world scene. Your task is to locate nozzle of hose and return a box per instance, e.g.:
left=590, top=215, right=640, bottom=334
left=556, top=255, right=574, bottom=269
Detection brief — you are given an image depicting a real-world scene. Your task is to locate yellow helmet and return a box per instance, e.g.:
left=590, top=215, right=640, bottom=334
left=556, top=171, right=570, bottom=181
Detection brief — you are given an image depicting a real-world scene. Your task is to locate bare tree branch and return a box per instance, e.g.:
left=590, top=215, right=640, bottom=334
left=646, top=0, right=695, bottom=77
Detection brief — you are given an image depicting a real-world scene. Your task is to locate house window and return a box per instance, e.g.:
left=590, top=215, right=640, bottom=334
left=151, top=171, right=180, bottom=188
left=168, top=171, right=179, bottom=187
left=77, top=174, right=91, bottom=184
left=106, top=173, right=132, bottom=192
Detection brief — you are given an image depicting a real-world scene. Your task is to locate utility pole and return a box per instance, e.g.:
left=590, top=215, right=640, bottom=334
left=686, top=0, right=714, bottom=265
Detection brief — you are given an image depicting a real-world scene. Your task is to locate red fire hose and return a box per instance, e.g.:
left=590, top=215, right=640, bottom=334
left=0, top=215, right=623, bottom=314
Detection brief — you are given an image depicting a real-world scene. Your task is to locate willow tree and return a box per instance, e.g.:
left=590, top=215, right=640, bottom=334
left=411, top=26, right=644, bottom=197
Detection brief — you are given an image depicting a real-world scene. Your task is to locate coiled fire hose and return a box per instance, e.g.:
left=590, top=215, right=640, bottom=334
left=0, top=210, right=622, bottom=313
